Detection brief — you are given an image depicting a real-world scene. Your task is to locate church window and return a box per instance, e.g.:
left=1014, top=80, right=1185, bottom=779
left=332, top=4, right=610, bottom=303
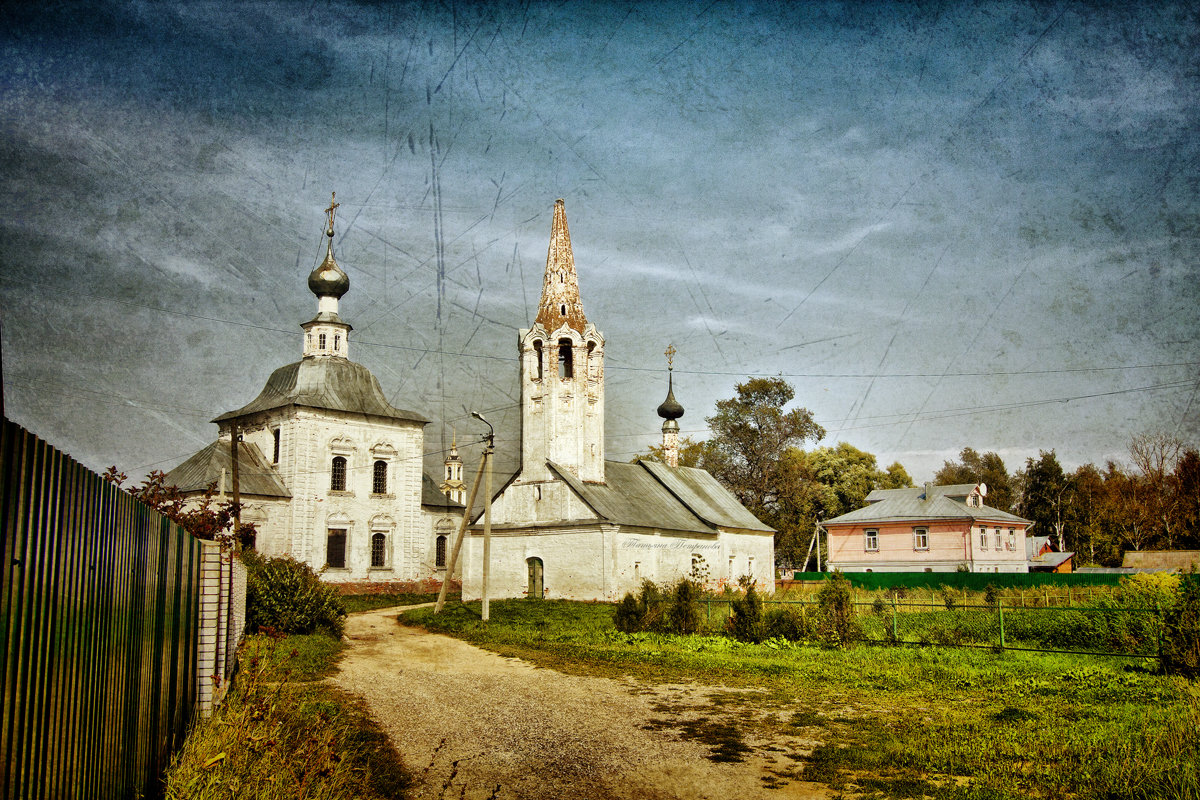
left=319, top=333, right=327, bottom=350
left=334, top=334, right=340, bottom=351
left=533, top=340, right=543, bottom=380
left=372, top=460, right=388, bottom=494
left=326, top=529, right=347, bottom=569
left=558, top=338, right=573, bottom=379
left=435, top=535, right=447, bottom=568
left=330, top=456, right=347, bottom=491
left=370, top=532, right=387, bottom=568
left=586, top=341, right=596, bottom=377
left=560, top=303, right=566, bottom=315
left=272, top=429, right=280, bottom=464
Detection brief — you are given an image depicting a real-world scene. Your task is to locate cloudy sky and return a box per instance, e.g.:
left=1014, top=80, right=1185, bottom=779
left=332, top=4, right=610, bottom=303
left=2, top=1, right=1197, bottom=486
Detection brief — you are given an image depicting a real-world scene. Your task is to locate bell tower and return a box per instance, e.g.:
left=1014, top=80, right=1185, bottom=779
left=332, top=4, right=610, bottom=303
left=518, top=199, right=605, bottom=483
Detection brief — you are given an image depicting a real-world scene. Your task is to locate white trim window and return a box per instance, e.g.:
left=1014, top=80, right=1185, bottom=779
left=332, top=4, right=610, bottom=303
left=1008, top=528, right=1016, bottom=550
left=913, top=527, right=929, bottom=551
left=979, top=527, right=988, bottom=550
left=864, top=529, right=879, bottom=552
left=993, top=528, right=1002, bottom=550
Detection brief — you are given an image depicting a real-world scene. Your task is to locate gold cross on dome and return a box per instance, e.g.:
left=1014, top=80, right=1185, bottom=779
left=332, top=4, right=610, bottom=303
left=325, top=192, right=340, bottom=233
left=665, top=344, right=676, bottom=370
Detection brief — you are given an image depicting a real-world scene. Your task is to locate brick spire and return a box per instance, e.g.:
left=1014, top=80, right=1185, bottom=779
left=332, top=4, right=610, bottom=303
left=534, top=199, right=588, bottom=333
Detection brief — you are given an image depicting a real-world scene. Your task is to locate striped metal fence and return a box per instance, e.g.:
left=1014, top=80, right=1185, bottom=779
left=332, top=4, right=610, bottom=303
left=1, top=419, right=203, bottom=800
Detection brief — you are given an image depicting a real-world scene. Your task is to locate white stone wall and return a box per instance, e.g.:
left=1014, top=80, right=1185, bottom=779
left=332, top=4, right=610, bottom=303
left=462, top=525, right=776, bottom=603
left=196, top=542, right=246, bottom=715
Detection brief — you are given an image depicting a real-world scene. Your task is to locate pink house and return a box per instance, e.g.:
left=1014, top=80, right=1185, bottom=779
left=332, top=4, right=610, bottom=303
left=823, top=483, right=1032, bottom=573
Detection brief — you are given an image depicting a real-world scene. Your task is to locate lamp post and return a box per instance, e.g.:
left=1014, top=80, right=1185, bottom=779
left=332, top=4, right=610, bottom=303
left=471, top=412, right=495, bottom=622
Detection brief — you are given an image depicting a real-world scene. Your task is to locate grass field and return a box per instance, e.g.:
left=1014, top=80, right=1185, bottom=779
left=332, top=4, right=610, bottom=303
left=406, top=599, right=1200, bottom=799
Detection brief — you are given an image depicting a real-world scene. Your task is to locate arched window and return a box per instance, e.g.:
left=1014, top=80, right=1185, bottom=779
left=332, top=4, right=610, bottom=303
left=586, top=341, right=596, bottom=378
left=532, top=340, right=543, bottom=380
left=330, top=456, right=347, bottom=491
left=372, top=460, right=388, bottom=494
left=272, top=429, right=281, bottom=464
left=435, top=535, right=447, bottom=568
left=558, top=338, right=573, bottom=379
left=370, top=532, right=387, bottom=568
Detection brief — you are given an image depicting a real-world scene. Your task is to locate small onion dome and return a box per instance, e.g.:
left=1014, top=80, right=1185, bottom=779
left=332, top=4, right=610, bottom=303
left=657, top=372, right=684, bottom=420
left=308, top=234, right=350, bottom=299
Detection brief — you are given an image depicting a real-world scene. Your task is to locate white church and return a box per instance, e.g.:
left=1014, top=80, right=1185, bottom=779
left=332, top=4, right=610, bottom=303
left=459, top=200, right=775, bottom=602
left=167, top=197, right=774, bottom=598
left=165, top=197, right=464, bottom=584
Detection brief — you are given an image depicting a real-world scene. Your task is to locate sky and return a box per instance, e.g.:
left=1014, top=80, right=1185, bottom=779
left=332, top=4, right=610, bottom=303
left=1, top=0, right=1197, bottom=487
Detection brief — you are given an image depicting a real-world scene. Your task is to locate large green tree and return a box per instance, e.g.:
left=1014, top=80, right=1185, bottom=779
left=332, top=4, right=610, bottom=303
left=703, top=376, right=825, bottom=516
left=935, top=447, right=1015, bottom=512
left=1017, top=450, right=1069, bottom=551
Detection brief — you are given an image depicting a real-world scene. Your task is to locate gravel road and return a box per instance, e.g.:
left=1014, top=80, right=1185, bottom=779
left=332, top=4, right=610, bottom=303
left=331, top=606, right=830, bottom=800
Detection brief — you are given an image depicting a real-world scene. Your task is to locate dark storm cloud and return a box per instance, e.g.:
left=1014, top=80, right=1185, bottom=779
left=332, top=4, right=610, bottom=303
left=1, top=0, right=1197, bottom=482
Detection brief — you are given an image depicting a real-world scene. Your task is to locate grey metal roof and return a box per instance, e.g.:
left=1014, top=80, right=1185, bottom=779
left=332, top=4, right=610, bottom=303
left=164, top=440, right=291, bottom=499
left=213, top=358, right=428, bottom=425
left=825, top=485, right=1031, bottom=526
left=1026, top=535, right=1052, bottom=559
left=1029, top=551, right=1074, bottom=570
left=422, top=472, right=465, bottom=511
left=639, top=459, right=773, bottom=532
left=543, top=459, right=773, bottom=535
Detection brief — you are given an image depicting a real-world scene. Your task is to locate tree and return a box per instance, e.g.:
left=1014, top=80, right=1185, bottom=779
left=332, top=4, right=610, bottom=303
left=1174, top=450, right=1200, bottom=550
left=1017, top=450, right=1069, bottom=552
left=634, top=435, right=708, bottom=468
left=703, top=376, right=825, bottom=515
left=934, top=447, right=1015, bottom=512
left=1067, top=463, right=1106, bottom=565
left=103, top=467, right=256, bottom=547
left=1129, top=433, right=1186, bottom=548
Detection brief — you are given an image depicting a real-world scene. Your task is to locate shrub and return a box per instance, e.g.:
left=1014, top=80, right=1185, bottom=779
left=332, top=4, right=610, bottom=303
left=243, top=551, right=346, bottom=637
left=613, top=580, right=667, bottom=633
left=727, top=585, right=765, bottom=643
left=666, top=577, right=704, bottom=635
left=764, top=606, right=813, bottom=641
left=817, top=571, right=858, bottom=647
left=1161, top=569, right=1200, bottom=678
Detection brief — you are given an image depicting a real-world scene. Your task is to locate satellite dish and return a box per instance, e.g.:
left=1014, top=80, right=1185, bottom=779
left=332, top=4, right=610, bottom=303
left=978, top=483, right=988, bottom=497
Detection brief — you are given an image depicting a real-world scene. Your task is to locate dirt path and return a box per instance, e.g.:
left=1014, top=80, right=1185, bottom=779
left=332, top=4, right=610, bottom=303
left=332, top=606, right=831, bottom=800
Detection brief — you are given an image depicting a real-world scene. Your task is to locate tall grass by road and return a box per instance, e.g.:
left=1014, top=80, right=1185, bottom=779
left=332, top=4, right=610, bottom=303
left=407, top=600, right=1200, bottom=800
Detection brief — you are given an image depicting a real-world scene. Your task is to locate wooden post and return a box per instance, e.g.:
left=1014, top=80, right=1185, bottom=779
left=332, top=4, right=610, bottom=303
left=998, top=599, right=1006, bottom=649
left=435, top=449, right=488, bottom=614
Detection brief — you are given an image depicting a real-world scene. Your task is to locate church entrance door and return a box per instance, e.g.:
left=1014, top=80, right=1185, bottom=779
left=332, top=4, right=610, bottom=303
left=527, top=557, right=543, bottom=599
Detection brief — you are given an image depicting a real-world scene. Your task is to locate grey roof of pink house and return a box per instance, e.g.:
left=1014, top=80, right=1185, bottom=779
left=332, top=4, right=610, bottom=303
left=823, top=484, right=1031, bottom=527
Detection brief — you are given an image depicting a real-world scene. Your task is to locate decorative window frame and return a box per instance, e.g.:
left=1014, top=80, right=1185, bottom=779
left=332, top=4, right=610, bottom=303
left=369, top=442, right=397, bottom=498
left=368, top=514, right=394, bottom=570
left=979, top=527, right=988, bottom=550
left=434, top=518, right=455, bottom=570
left=325, top=513, right=352, bottom=570
left=912, top=527, right=929, bottom=551
left=329, top=436, right=356, bottom=495
left=864, top=529, right=879, bottom=552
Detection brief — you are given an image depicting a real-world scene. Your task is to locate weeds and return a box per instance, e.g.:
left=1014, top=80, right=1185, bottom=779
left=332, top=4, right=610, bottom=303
left=164, top=634, right=411, bottom=800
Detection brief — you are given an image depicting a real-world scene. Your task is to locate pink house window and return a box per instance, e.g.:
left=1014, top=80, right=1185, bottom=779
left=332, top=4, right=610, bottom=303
left=864, top=529, right=878, bottom=552
left=913, top=527, right=929, bottom=550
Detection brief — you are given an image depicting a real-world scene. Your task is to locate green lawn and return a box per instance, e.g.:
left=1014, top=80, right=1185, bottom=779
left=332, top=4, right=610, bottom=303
left=405, top=599, right=1200, bottom=800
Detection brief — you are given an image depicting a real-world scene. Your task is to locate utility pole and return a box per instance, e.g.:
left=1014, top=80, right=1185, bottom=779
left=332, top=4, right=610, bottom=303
left=434, top=413, right=495, bottom=618
left=473, top=412, right=495, bottom=622
left=230, top=422, right=241, bottom=525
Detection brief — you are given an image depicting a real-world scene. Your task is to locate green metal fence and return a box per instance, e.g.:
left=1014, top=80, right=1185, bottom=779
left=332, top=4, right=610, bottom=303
left=1, top=419, right=203, bottom=800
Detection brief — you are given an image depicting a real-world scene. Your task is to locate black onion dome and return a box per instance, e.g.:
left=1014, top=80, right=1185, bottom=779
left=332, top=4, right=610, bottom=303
left=308, top=243, right=350, bottom=299
left=657, top=373, right=684, bottom=420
